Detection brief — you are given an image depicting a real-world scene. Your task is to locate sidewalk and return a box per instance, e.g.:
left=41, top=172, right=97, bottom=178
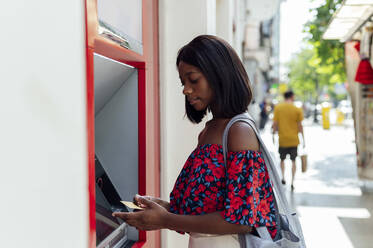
left=261, top=119, right=373, bottom=248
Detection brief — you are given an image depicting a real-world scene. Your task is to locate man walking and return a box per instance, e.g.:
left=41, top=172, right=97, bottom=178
left=272, top=90, right=304, bottom=191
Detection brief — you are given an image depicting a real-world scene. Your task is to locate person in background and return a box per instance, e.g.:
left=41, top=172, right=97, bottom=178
left=272, top=90, right=304, bottom=191
left=259, top=100, right=268, bottom=130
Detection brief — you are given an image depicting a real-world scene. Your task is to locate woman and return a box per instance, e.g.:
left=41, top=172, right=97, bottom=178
left=113, top=35, right=277, bottom=247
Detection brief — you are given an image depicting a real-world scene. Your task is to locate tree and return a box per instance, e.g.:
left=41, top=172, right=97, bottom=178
left=287, top=48, right=318, bottom=102
left=288, top=46, right=344, bottom=121
left=286, top=0, right=346, bottom=122
left=304, top=0, right=346, bottom=81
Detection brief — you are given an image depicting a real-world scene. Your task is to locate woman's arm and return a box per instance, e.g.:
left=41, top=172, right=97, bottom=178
left=165, top=211, right=252, bottom=234
left=113, top=196, right=251, bottom=234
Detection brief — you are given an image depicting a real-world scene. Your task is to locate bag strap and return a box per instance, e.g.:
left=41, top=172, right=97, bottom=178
left=243, top=115, right=305, bottom=245
left=222, top=112, right=299, bottom=240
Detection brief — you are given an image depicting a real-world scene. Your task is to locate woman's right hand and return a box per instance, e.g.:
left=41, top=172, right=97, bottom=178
left=133, top=194, right=170, bottom=211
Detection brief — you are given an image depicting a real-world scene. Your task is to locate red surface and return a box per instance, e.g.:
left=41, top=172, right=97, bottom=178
left=85, top=0, right=160, bottom=247
left=85, top=0, right=96, bottom=49
left=86, top=47, right=96, bottom=248
left=131, top=241, right=146, bottom=248
left=84, top=0, right=96, bottom=246
left=140, top=0, right=161, bottom=246
left=137, top=66, right=147, bottom=243
left=95, top=36, right=145, bottom=67
left=355, top=59, right=373, bottom=85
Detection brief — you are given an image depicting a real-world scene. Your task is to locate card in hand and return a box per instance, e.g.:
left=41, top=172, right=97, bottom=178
left=120, top=200, right=144, bottom=210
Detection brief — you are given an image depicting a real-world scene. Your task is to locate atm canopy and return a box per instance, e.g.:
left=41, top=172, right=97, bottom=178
left=323, top=0, right=373, bottom=41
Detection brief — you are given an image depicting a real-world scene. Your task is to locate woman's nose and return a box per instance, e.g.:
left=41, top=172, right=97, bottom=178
left=183, top=85, right=192, bottom=95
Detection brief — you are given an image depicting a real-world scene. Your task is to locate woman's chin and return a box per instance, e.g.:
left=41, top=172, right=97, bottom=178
left=192, top=104, right=207, bottom=112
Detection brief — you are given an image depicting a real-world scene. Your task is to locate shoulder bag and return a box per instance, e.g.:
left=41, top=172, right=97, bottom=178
left=222, top=112, right=306, bottom=248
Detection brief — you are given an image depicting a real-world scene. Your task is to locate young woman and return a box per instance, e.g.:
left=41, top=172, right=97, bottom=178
left=113, top=35, right=277, bottom=247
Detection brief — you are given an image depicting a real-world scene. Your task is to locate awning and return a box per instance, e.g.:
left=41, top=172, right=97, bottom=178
left=323, top=0, right=373, bottom=41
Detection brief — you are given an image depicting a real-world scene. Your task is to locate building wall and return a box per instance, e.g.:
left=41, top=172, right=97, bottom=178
left=216, top=0, right=234, bottom=46
left=159, top=1, right=216, bottom=247
left=0, top=0, right=89, bottom=247
left=345, top=40, right=373, bottom=180
left=243, top=0, right=282, bottom=122
left=270, top=10, right=281, bottom=84
left=142, top=1, right=161, bottom=247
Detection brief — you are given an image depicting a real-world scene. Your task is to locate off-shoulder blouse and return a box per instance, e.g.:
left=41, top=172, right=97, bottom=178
left=169, top=144, right=278, bottom=238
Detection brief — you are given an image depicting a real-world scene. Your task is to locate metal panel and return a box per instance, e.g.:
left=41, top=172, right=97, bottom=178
left=94, top=53, right=135, bottom=115
left=95, top=71, right=138, bottom=201
left=97, top=0, right=143, bottom=54
left=94, top=54, right=139, bottom=242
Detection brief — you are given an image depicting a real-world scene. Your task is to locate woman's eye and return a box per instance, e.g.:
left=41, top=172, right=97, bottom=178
left=190, top=79, right=198, bottom=84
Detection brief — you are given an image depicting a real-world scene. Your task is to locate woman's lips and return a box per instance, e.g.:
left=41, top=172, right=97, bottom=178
left=188, top=98, right=199, bottom=105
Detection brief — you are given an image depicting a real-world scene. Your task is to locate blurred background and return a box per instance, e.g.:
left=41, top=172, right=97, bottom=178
left=1, top=0, right=373, bottom=247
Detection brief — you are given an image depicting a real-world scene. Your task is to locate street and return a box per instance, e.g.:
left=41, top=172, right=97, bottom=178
left=261, top=118, right=373, bottom=248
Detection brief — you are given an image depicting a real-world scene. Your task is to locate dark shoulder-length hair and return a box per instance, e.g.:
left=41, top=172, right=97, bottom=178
left=176, top=35, right=252, bottom=124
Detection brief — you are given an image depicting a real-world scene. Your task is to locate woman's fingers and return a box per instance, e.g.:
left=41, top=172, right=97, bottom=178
left=116, top=195, right=168, bottom=231
left=113, top=204, right=168, bottom=231
left=112, top=212, right=131, bottom=220
left=113, top=211, right=154, bottom=230
left=134, top=194, right=154, bottom=208
left=113, top=212, right=143, bottom=226
left=136, top=195, right=159, bottom=209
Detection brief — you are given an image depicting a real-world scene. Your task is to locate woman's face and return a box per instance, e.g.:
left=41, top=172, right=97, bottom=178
left=178, top=61, right=214, bottom=111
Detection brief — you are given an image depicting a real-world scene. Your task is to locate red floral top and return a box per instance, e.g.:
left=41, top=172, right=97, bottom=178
left=169, top=144, right=277, bottom=238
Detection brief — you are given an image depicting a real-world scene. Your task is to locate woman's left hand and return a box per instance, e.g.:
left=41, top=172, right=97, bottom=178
left=113, top=196, right=169, bottom=231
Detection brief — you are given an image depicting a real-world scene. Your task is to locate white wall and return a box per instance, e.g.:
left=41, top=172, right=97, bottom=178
left=216, top=0, right=234, bottom=44
left=216, top=0, right=248, bottom=59
left=159, top=0, right=216, bottom=247
left=0, top=1, right=88, bottom=247
left=234, top=0, right=248, bottom=60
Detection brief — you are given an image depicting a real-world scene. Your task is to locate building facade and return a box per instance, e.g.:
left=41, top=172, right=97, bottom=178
left=324, top=1, right=373, bottom=181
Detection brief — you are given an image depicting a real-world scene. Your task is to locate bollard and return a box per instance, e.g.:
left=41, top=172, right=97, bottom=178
left=321, top=102, right=331, bottom=129
left=336, top=109, right=345, bottom=125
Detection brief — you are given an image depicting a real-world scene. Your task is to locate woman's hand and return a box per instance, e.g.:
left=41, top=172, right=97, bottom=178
left=133, top=194, right=170, bottom=211
left=113, top=196, right=170, bottom=231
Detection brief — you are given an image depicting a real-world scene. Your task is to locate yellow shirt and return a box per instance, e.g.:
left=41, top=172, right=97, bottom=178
left=273, top=102, right=303, bottom=147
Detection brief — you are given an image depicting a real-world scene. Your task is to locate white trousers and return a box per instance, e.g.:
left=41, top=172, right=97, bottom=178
left=188, top=233, right=240, bottom=248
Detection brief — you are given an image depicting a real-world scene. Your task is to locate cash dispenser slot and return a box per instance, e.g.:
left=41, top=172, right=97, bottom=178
left=94, top=53, right=139, bottom=247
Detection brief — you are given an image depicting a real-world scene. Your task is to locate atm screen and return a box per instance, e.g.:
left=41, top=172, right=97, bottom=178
left=96, top=199, right=120, bottom=244
left=95, top=156, right=128, bottom=246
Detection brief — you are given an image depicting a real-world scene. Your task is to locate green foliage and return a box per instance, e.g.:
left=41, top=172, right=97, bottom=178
left=287, top=0, right=347, bottom=102
left=306, top=0, right=344, bottom=66
left=287, top=49, right=317, bottom=102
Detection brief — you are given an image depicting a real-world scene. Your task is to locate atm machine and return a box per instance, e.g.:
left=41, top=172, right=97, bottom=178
left=94, top=53, right=140, bottom=247
left=88, top=1, right=146, bottom=247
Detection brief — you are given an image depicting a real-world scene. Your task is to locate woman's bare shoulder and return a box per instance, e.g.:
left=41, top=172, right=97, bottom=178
left=227, top=121, right=259, bottom=152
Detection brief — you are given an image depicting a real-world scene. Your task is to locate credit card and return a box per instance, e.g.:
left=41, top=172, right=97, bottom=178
left=120, top=201, right=143, bottom=210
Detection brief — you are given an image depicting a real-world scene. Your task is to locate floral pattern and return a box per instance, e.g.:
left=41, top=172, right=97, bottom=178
left=169, top=144, right=277, bottom=238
